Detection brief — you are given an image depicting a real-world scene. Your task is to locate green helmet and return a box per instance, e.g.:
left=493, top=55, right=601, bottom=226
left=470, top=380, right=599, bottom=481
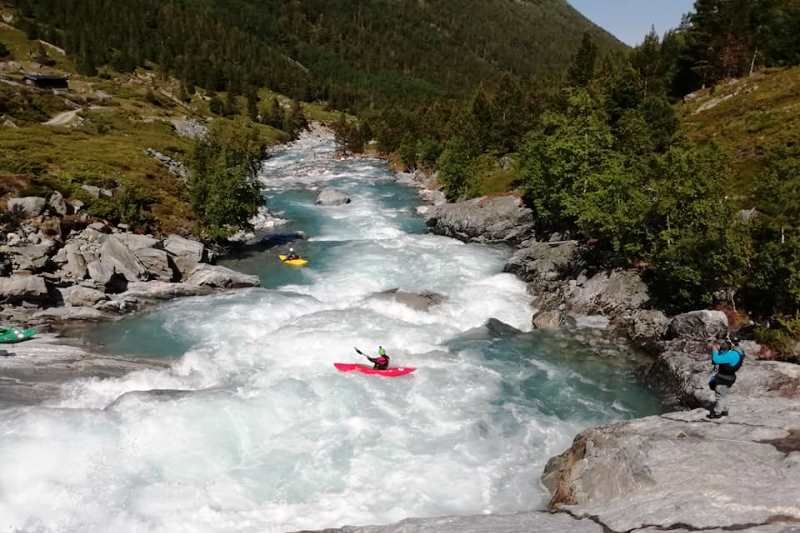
left=378, top=346, right=386, bottom=356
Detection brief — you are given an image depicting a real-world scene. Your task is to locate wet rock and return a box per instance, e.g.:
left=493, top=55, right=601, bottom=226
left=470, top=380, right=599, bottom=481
left=59, top=286, right=109, bottom=307
left=667, top=310, right=729, bottom=340
left=134, top=247, right=173, bottom=282
left=371, top=288, right=445, bottom=311
left=315, top=188, right=352, bottom=206
left=0, top=275, right=49, bottom=304
left=6, top=196, right=46, bottom=218
left=303, top=511, right=605, bottom=533
left=505, top=240, right=579, bottom=285
left=532, top=310, right=565, bottom=330
left=164, top=234, right=204, bottom=279
left=425, top=195, right=534, bottom=245
left=119, top=281, right=212, bottom=301
left=186, top=264, right=260, bottom=289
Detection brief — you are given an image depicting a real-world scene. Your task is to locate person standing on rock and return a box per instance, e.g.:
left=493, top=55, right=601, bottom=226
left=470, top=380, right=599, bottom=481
left=707, top=340, right=745, bottom=419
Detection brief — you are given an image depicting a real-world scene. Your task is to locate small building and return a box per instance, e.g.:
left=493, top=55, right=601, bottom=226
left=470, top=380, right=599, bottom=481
left=23, top=73, right=69, bottom=91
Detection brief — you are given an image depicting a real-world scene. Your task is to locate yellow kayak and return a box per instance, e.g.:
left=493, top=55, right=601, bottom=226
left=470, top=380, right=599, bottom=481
left=279, top=255, right=309, bottom=267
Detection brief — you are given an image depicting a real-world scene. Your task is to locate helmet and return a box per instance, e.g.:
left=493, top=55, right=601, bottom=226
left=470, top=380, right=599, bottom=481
left=720, top=340, right=733, bottom=352
left=378, top=346, right=386, bottom=356
left=289, top=248, right=294, bottom=252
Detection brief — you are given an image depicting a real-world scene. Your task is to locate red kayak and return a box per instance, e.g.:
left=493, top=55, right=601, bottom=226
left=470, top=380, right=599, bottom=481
left=334, top=363, right=416, bottom=378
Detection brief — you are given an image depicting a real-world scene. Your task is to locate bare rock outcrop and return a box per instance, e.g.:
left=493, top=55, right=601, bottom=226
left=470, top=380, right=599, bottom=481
left=425, top=195, right=534, bottom=245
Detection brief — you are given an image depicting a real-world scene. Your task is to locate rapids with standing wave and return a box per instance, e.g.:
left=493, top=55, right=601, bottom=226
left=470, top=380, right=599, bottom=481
left=0, top=131, right=659, bottom=532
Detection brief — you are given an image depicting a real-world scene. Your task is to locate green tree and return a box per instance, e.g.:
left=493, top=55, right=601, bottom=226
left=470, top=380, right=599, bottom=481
left=437, top=136, right=475, bottom=200
left=567, top=32, right=599, bottom=88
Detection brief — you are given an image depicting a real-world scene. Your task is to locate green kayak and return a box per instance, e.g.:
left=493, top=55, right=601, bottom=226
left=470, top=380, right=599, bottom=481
left=0, top=327, right=36, bottom=344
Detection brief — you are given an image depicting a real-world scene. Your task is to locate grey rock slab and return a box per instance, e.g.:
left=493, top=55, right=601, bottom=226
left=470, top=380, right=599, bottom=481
left=532, top=310, right=564, bottom=330
left=505, top=240, right=579, bottom=284
left=186, top=264, right=260, bottom=289
left=134, top=247, right=173, bottom=281
left=33, top=306, right=111, bottom=322
left=667, top=310, right=729, bottom=340
left=543, top=400, right=800, bottom=532
left=7, top=196, right=46, bottom=217
left=296, top=512, right=604, bottom=533
left=164, top=234, right=204, bottom=279
left=62, top=242, right=88, bottom=280
left=119, top=281, right=212, bottom=301
left=115, top=233, right=158, bottom=251
left=87, top=259, right=114, bottom=285
left=315, top=187, right=352, bottom=206
left=566, top=269, right=649, bottom=315
left=59, top=286, right=109, bottom=307
left=627, top=309, right=670, bottom=347
left=47, top=191, right=68, bottom=215
left=0, top=243, right=52, bottom=272
left=100, top=235, right=147, bottom=282
left=0, top=275, right=49, bottom=304
left=425, top=195, right=534, bottom=245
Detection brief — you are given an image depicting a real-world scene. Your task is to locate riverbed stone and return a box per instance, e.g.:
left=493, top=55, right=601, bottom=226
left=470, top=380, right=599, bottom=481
left=100, top=235, right=147, bottom=281
left=505, top=240, right=579, bottom=285
left=667, top=310, right=729, bottom=340
left=133, top=247, right=174, bottom=281
left=315, top=188, right=351, bottom=206
left=370, top=289, right=445, bottom=311
left=425, top=195, right=534, bottom=245
left=0, top=275, right=49, bottom=304
left=186, top=264, right=260, bottom=289
left=532, top=310, right=565, bottom=330
left=59, top=286, right=109, bottom=307
left=164, top=234, right=204, bottom=279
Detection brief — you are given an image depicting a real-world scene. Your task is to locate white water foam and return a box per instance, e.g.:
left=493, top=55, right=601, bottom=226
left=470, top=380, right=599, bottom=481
left=0, top=132, right=640, bottom=532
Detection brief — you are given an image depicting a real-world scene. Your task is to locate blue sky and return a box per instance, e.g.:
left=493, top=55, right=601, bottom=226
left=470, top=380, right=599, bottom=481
left=568, top=0, right=696, bottom=46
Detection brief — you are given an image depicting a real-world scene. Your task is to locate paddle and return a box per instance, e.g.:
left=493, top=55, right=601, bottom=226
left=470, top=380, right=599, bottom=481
left=354, top=346, right=368, bottom=360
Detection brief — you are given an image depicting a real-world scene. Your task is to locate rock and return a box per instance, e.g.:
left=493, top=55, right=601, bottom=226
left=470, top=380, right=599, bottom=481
left=33, top=306, right=111, bottom=322
left=425, top=195, right=534, bottom=245
left=305, top=511, right=605, bottom=533
left=532, top=310, right=565, bottom=330
left=87, top=259, right=114, bottom=286
left=370, top=288, right=446, bottom=311
left=315, top=188, right=352, bottom=206
left=100, top=235, right=147, bottom=281
left=186, top=264, right=260, bottom=289
left=47, top=191, right=68, bottom=216
left=542, top=399, right=800, bottom=532
left=145, top=148, right=190, bottom=180
left=170, top=118, right=208, bottom=140
left=667, top=310, right=729, bottom=340
left=115, top=233, right=158, bottom=251
left=505, top=241, right=579, bottom=285
left=134, top=247, right=174, bottom=281
left=0, top=243, right=52, bottom=272
left=0, top=275, right=49, bottom=304
left=7, top=197, right=46, bottom=218
left=164, top=234, right=204, bottom=279
left=458, top=318, right=523, bottom=341
left=69, top=199, right=84, bottom=213
left=62, top=242, right=88, bottom=280
left=566, top=270, right=649, bottom=316
left=59, top=286, right=109, bottom=307
left=80, top=184, right=112, bottom=199
left=627, top=309, right=670, bottom=347
left=119, top=281, right=212, bottom=301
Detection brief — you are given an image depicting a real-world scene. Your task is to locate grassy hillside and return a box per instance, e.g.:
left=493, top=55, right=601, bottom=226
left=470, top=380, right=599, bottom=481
left=681, top=67, right=800, bottom=197
left=0, top=18, right=334, bottom=234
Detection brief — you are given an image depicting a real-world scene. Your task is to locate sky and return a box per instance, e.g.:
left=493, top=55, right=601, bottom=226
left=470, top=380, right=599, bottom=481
left=568, top=0, right=696, bottom=46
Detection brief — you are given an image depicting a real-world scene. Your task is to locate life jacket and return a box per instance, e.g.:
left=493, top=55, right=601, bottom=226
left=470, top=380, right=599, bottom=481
left=718, top=348, right=745, bottom=376
left=374, top=355, right=389, bottom=369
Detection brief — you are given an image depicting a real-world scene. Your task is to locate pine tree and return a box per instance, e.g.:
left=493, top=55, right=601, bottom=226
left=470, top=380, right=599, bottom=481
left=567, top=32, right=599, bottom=88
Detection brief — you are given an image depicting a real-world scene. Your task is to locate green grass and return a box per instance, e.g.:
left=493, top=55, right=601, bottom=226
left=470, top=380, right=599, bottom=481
left=682, top=67, right=800, bottom=196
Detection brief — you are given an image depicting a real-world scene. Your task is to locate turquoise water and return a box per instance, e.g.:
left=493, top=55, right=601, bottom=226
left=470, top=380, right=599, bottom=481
left=0, top=131, right=660, bottom=533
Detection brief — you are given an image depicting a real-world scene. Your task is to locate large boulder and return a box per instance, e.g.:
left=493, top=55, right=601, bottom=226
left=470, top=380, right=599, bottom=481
left=134, top=247, right=174, bottom=282
left=626, top=309, right=670, bottom=347
left=0, top=275, right=49, bottom=304
left=532, top=310, right=565, bottom=330
left=505, top=240, right=579, bottom=285
left=164, top=234, right=204, bottom=279
left=186, top=264, right=260, bottom=289
left=87, top=259, right=114, bottom=286
left=59, top=286, right=109, bottom=307
left=667, top=310, right=729, bottom=340
left=315, top=188, right=351, bottom=206
left=369, top=289, right=446, bottom=312
left=542, top=397, right=800, bottom=532
left=115, top=233, right=158, bottom=251
left=6, top=196, right=46, bottom=218
left=62, top=242, right=88, bottom=280
left=425, top=195, right=534, bottom=245
left=99, top=235, right=147, bottom=281
left=566, top=270, right=650, bottom=316
left=47, top=191, right=68, bottom=216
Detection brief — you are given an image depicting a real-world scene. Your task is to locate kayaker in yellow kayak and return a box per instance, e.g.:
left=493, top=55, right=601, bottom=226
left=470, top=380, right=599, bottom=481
left=285, top=248, right=301, bottom=261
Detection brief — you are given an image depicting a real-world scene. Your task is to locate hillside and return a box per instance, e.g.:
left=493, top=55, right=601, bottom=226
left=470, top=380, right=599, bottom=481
left=10, top=0, right=624, bottom=109
left=681, top=67, right=800, bottom=196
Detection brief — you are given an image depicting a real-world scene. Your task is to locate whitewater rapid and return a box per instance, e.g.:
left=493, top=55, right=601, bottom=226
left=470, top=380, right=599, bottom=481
left=0, top=131, right=658, bottom=532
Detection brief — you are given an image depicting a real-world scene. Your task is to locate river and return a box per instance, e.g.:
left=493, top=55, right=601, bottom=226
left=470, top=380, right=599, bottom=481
left=0, top=131, right=660, bottom=532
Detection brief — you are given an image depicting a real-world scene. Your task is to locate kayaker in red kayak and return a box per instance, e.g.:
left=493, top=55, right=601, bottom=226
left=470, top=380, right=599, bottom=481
left=356, top=346, right=390, bottom=370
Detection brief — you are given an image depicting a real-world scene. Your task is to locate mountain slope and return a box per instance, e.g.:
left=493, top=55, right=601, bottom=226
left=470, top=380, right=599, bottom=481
left=11, top=0, right=624, bottom=108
